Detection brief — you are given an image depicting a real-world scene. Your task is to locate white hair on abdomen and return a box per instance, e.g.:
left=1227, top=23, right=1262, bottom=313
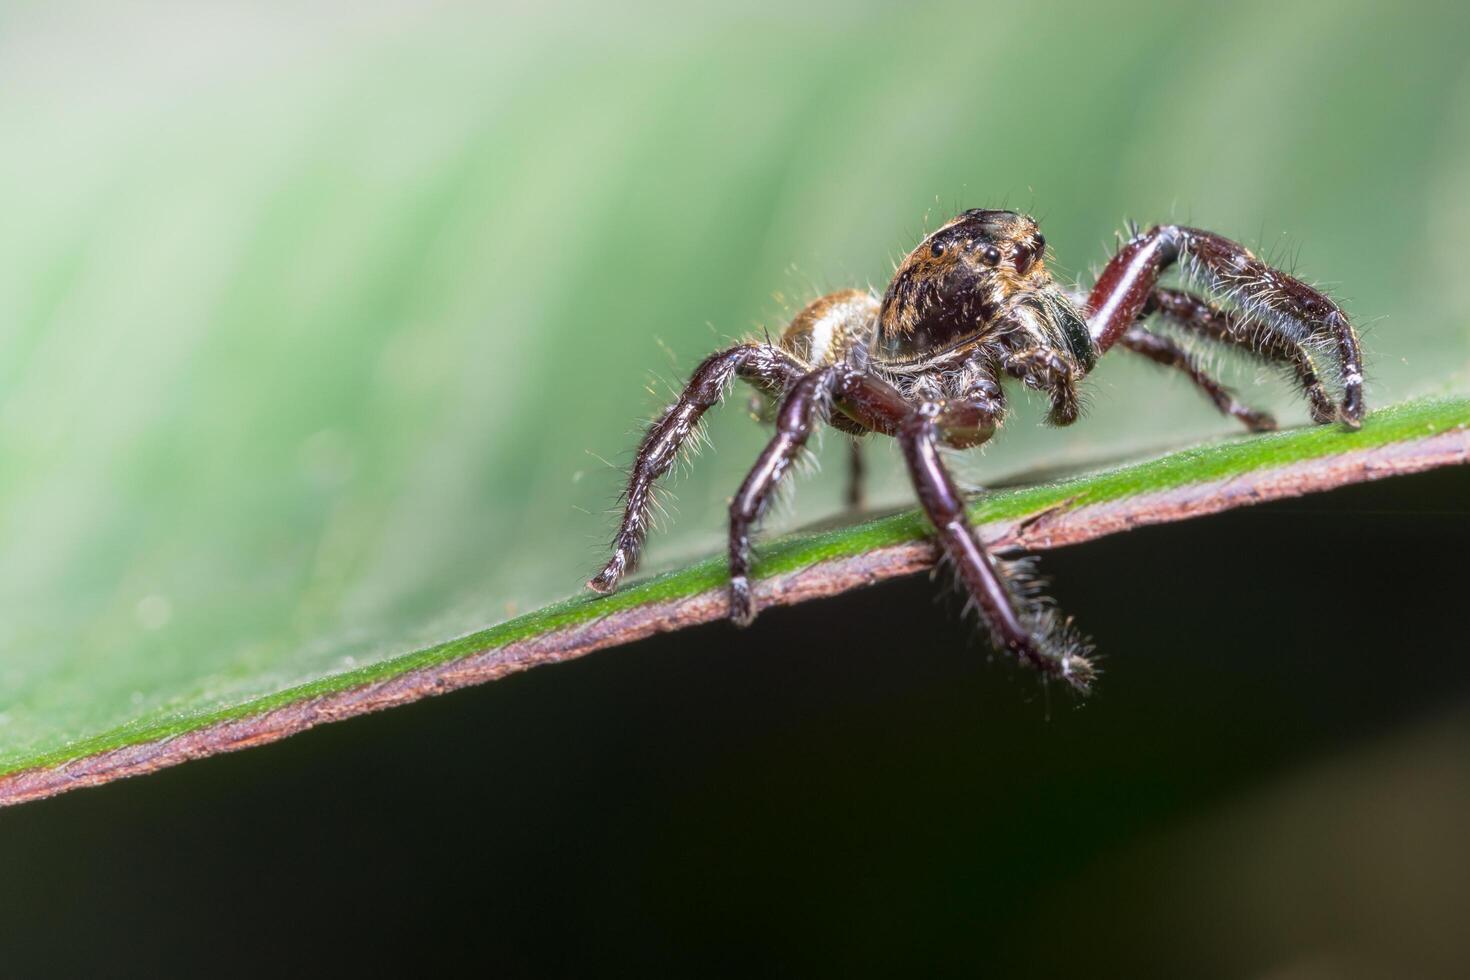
left=806, top=303, right=842, bottom=364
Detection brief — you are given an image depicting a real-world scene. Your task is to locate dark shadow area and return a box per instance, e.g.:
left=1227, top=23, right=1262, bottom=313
left=2, top=467, right=1468, bottom=977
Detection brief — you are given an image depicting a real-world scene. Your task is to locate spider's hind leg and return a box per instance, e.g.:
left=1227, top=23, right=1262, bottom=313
left=1119, top=324, right=1277, bottom=432
left=845, top=438, right=866, bottom=512
left=588, top=343, right=804, bottom=595
left=1144, top=287, right=1337, bottom=426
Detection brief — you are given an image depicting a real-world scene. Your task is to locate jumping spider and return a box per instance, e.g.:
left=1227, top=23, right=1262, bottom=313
left=588, top=210, right=1364, bottom=693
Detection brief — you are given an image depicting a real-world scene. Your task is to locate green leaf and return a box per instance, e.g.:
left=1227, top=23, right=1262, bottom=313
left=3, top=396, right=1466, bottom=804
left=3, top=3, right=1470, bottom=803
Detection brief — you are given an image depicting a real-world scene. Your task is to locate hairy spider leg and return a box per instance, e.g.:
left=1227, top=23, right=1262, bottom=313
left=828, top=368, right=1094, bottom=693
left=1118, top=325, right=1277, bottom=431
left=1085, top=226, right=1363, bottom=428
left=727, top=367, right=839, bottom=625
left=1144, top=287, right=1337, bottom=425
left=895, top=399, right=1093, bottom=693
left=588, top=343, right=806, bottom=595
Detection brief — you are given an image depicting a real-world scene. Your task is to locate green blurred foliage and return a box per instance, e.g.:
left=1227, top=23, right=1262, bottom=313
left=1, top=0, right=1467, bottom=765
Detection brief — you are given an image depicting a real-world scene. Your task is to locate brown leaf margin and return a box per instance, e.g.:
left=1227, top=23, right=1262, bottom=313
left=3, top=427, right=1466, bottom=808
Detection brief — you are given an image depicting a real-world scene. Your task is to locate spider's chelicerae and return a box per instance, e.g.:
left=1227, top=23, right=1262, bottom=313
left=588, top=210, right=1364, bottom=693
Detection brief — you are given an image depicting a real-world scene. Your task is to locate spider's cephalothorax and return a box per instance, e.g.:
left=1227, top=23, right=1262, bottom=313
left=876, top=208, right=1096, bottom=427
left=587, top=208, right=1365, bottom=694
left=879, top=210, right=1092, bottom=370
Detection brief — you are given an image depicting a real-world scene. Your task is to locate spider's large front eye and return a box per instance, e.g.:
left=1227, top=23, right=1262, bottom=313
left=979, top=244, right=1001, bottom=266
left=1014, top=245, right=1033, bottom=274
left=1014, top=237, right=1047, bottom=274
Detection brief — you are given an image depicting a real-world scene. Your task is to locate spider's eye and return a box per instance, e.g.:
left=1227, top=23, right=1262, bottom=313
left=930, top=242, right=946, bottom=258
left=980, top=245, right=1001, bottom=266
left=1034, top=233, right=1046, bottom=253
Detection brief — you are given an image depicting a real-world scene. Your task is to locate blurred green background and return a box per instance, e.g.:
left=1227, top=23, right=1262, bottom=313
left=2, top=0, right=1469, bottom=778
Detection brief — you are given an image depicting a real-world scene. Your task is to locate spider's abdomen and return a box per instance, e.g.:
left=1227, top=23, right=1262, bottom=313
left=778, top=288, right=880, bottom=367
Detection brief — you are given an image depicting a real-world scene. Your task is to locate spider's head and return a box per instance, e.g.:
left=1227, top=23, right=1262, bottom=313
left=877, top=209, right=1056, bottom=363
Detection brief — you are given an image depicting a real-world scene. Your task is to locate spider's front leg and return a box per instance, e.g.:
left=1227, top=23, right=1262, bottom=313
left=726, top=367, right=838, bottom=625
left=835, top=372, right=1095, bottom=693
left=1086, top=225, right=1364, bottom=428
left=588, top=343, right=805, bottom=595
left=899, top=400, right=1094, bottom=692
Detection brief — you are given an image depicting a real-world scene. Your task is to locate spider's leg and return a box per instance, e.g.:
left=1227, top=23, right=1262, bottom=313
left=588, top=343, right=804, bottom=595
left=727, top=367, right=837, bottom=625
left=893, top=398, right=1094, bottom=693
left=1145, top=287, right=1336, bottom=425
left=1085, top=225, right=1363, bottom=428
left=844, top=438, right=866, bottom=512
left=1119, top=325, right=1277, bottom=432
left=832, top=369, right=1094, bottom=692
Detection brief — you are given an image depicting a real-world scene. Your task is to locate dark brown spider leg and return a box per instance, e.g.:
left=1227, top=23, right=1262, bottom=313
left=1145, top=287, right=1337, bottom=425
left=845, top=438, right=866, bottom=511
left=588, top=343, right=805, bottom=595
left=893, top=400, right=1093, bottom=693
left=828, top=369, right=1094, bottom=691
left=727, top=368, right=838, bottom=625
left=1086, top=225, right=1363, bottom=428
left=1119, top=325, right=1277, bottom=432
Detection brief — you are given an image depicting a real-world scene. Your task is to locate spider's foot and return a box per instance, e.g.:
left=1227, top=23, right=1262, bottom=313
left=728, top=575, right=758, bottom=627
left=1058, top=649, right=1096, bottom=696
left=587, top=555, right=626, bottom=595
left=1306, top=393, right=1338, bottom=427
left=1212, top=386, right=1275, bottom=432
left=1238, top=407, right=1277, bottom=433
left=1010, top=609, right=1096, bottom=696
left=1338, top=389, right=1364, bottom=431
